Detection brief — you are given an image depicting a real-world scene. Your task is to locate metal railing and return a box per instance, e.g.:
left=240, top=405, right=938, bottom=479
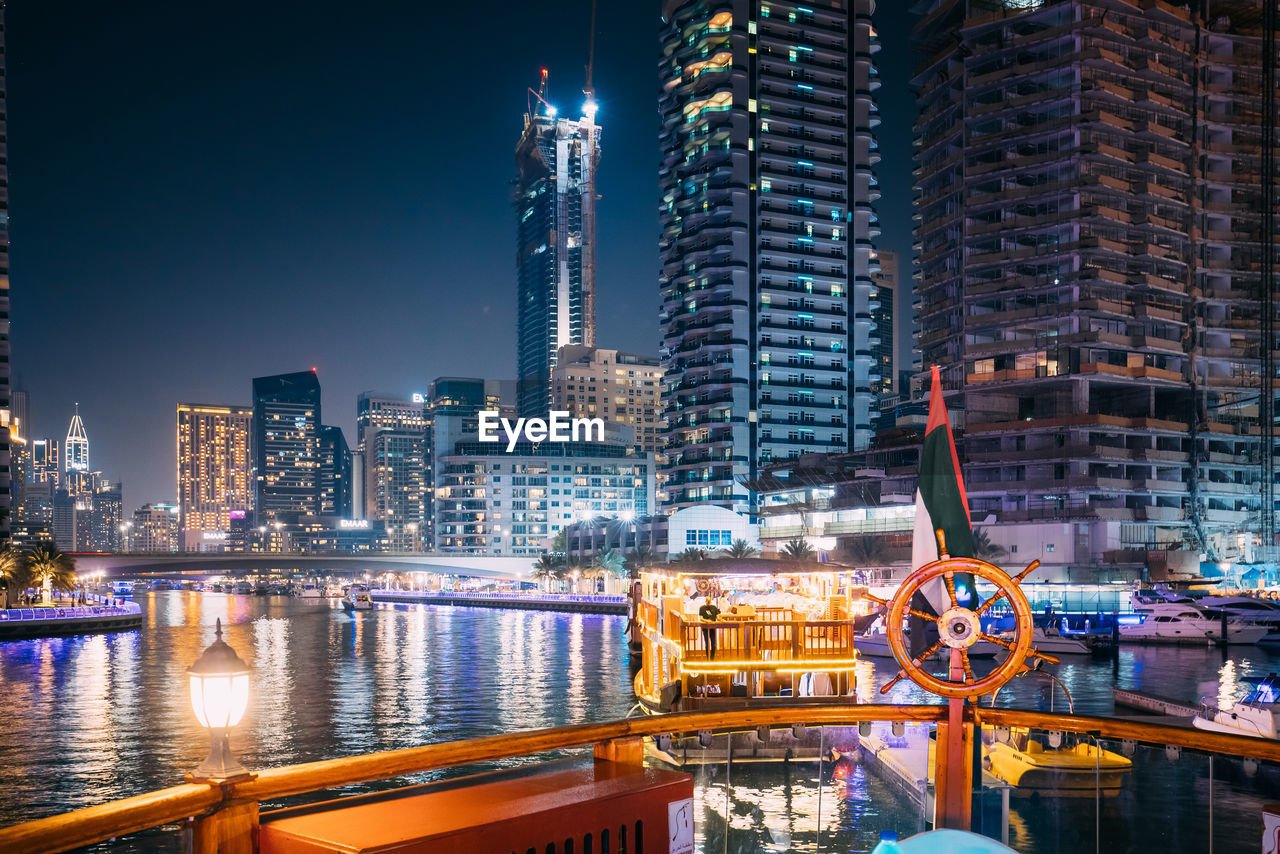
left=0, top=597, right=140, bottom=622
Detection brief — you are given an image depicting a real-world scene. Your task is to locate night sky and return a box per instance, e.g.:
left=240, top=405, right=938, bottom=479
left=9, top=0, right=916, bottom=511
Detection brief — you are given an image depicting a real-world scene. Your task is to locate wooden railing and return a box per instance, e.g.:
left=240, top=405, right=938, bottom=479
left=678, top=619, right=857, bottom=664
left=7, top=705, right=1280, bottom=854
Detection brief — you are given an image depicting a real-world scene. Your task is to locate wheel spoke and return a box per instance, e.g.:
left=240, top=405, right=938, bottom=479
left=960, top=649, right=975, bottom=681
left=879, top=672, right=908, bottom=694
left=913, top=640, right=944, bottom=666
left=974, top=591, right=1007, bottom=617
left=979, top=632, right=1017, bottom=651
left=944, top=573, right=959, bottom=608
left=907, top=607, right=938, bottom=622
left=1031, top=650, right=1061, bottom=666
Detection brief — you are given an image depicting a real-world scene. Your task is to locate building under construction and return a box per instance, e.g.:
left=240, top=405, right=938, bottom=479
left=914, top=0, right=1278, bottom=578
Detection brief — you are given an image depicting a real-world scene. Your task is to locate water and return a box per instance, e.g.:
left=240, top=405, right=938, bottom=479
left=1, top=592, right=1278, bottom=852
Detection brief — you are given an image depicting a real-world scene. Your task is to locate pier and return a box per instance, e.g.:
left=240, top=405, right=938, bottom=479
left=1112, top=688, right=1200, bottom=718
left=371, top=589, right=627, bottom=615
left=0, top=596, right=143, bottom=640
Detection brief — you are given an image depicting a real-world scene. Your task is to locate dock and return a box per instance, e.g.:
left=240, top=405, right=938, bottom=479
left=370, top=590, right=627, bottom=615
left=0, top=600, right=143, bottom=640
left=1112, top=687, right=1199, bottom=718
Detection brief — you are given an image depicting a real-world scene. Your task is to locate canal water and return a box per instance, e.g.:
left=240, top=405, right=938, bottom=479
left=0, top=591, right=1277, bottom=852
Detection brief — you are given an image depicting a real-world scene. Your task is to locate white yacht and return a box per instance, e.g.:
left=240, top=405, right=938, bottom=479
left=1120, top=602, right=1270, bottom=645
left=998, top=626, right=1090, bottom=656
left=854, top=629, right=1000, bottom=660
left=295, top=583, right=324, bottom=599
left=342, top=586, right=373, bottom=611
left=1193, top=678, right=1280, bottom=740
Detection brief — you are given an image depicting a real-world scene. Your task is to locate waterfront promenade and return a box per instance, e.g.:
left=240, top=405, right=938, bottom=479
left=371, top=589, right=627, bottom=615
left=0, top=594, right=142, bottom=639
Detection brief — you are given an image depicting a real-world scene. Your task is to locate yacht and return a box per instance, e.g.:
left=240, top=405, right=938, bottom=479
left=1119, top=601, right=1270, bottom=645
left=232, top=581, right=254, bottom=595
left=295, top=583, right=324, bottom=599
left=855, top=627, right=1000, bottom=660
left=1193, top=677, right=1280, bottom=740
left=996, top=626, right=1090, bottom=656
left=342, top=586, right=373, bottom=611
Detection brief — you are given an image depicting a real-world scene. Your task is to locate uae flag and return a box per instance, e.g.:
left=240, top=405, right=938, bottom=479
left=912, top=365, right=976, bottom=614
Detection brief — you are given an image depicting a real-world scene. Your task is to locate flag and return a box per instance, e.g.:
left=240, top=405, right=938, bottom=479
left=912, top=365, right=975, bottom=614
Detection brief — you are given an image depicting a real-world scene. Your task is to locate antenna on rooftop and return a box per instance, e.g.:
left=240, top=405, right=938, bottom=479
left=584, top=0, right=597, bottom=101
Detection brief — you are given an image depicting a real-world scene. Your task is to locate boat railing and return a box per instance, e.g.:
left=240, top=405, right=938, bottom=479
left=5, top=705, right=1280, bottom=854
left=678, top=618, right=858, bottom=664
left=373, top=589, right=627, bottom=605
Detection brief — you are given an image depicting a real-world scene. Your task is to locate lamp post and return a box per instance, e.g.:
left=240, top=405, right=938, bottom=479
left=188, top=618, right=252, bottom=780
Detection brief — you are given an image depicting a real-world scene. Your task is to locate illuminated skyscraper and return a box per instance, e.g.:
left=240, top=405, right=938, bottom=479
left=0, top=17, right=11, bottom=541
left=318, top=425, right=352, bottom=518
left=658, top=0, right=883, bottom=512
left=515, top=72, right=601, bottom=418
left=32, top=438, right=59, bottom=486
left=132, top=503, right=179, bottom=553
left=177, top=403, right=253, bottom=550
left=252, top=371, right=322, bottom=524
left=65, top=405, right=89, bottom=474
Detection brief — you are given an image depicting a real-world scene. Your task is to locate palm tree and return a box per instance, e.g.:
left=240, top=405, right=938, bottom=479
left=972, top=528, right=1008, bottom=562
left=840, top=535, right=889, bottom=566
left=0, top=549, right=29, bottom=608
left=594, top=547, right=626, bottom=590
left=673, top=548, right=708, bottom=563
left=782, top=538, right=815, bottom=562
left=623, top=546, right=655, bottom=580
left=28, top=543, right=75, bottom=604
left=723, top=539, right=758, bottom=559
left=530, top=554, right=562, bottom=592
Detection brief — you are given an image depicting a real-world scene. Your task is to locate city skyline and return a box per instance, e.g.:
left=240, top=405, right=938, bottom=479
left=9, top=1, right=918, bottom=512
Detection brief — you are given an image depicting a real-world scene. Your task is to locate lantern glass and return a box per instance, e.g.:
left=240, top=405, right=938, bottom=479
left=189, top=672, right=250, bottom=729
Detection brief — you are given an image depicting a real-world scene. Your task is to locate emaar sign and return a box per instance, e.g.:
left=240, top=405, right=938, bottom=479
left=478, top=410, right=605, bottom=452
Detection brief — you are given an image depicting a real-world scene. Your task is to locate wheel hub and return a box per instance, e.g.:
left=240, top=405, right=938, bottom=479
left=938, top=606, right=980, bottom=649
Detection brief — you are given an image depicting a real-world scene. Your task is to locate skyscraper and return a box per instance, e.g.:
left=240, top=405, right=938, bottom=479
left=31, top=438, right=59, bottom=486
left=177, top=403, right=253, bottom=549
left=356, top=392, right=429, bottom=543
left=913, top=0, right=1278, bottom=575
left=515, top=73, right=601, bottom=418
left=252, top=371, right=322, bottom=525
left=318, top=425, right=352, bottom=518
left=658, top=0, right=882, bottom=512
left=132, top=503, right=180, bottom=553
left=870, top=249, right=897, bottom=407
left=65, top=405, right=88, bottom=475
left=0, top=17, right=11, bottom=543
left=551, top=346, right=664, bottom=455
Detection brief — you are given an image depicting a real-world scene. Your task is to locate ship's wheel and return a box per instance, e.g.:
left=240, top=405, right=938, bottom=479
left=863, top=549, right=1059, bottom=700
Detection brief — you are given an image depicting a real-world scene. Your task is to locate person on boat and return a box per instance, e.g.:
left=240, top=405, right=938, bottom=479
left=699, top=598, right=721, bottom=659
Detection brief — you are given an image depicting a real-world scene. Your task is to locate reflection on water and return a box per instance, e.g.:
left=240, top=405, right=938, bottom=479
left=4, top=593, right=1280, bottom=853
left=0, top=593, right=633, bottom=827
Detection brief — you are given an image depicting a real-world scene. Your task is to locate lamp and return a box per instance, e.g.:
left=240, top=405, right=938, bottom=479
left=188, top=618, right=251, bottom=780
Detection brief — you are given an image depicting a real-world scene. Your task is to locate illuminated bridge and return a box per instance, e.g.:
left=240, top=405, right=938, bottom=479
left=68, top=553, right=533, bottom=581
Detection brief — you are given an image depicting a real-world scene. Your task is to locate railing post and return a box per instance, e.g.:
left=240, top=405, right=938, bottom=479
left=187, top=798, right=258, bottom=854
left=594, top=736, right=644, bottom=766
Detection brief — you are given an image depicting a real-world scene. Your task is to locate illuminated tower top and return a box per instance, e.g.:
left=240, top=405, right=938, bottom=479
left=65, top=404, right=88, bottom=473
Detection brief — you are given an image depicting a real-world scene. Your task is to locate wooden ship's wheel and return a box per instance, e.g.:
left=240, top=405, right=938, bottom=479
left=863, top=543, right=1059, bottom=700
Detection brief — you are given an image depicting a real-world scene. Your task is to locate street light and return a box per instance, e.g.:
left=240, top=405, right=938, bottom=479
left=188, top=618, right=251, bottom=780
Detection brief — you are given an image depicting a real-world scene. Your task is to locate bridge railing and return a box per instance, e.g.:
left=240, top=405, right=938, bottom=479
left=0, top=600, right=140, bottom=621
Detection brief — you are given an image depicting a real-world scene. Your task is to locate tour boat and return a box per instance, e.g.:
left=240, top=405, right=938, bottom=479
left=1193, top=678, right=1280, bottom=740
left=295, top=583, right=324, bottom=598
left=342, top=586, right=374, bottom=611
left=1119, top=601, right=1270, bottom=645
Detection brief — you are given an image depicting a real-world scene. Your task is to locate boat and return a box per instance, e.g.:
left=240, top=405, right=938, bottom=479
left=150, top=580, right=173, bottom=591
left=233, top=581, right=253, bottom=595
left=111, top=581, right=133, bottom=597
left=342, top=586, right=373, bottom=611
left=1118, top=601, right=1270, bottom=645
left=982, top=728, right=1131, bottom=797
left=295, top=583, right=324, bottom=598
left=1193, top=677, right=1280, bottom=740
left=996, top=626, right=1089, bottom=656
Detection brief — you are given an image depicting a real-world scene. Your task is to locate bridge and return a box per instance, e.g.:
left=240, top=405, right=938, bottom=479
left=69, top=553, right=534, bottom=581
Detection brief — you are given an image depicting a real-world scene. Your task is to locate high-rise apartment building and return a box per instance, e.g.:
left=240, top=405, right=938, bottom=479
left=32, top=438, right=60, bottom=486
left=132, top=503, right=179, bottom=553
left=870, top=249, right=897, bottom=407
left=914, top=0, right=1278, bottom=575
left=515, top=79, right=600, bottom=418
left=357, top=392, right=429, bottom=546
left=658, top=0, right=882, bottom=512
left=318, top=425, right=352, bottom=518
left=551, top=346, right=663, bottom=455
left=65, top=406, right=88, bottom=474
left=0, top=19, right=11, bottom=543
left=176, top=403, right=253, bottom=549
left=252, top=371, right=322, bottom=524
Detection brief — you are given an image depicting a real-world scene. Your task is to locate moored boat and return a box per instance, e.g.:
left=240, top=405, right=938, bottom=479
left=1193, top=677, right=1280, bottom=740
left=982, top=728, right=1131, bottom=797
left=1119, top=601, right=1269, bottom=645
